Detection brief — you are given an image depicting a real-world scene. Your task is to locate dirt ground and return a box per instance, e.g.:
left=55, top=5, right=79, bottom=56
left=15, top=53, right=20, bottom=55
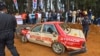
left=5, top=24, right=100, bottom=56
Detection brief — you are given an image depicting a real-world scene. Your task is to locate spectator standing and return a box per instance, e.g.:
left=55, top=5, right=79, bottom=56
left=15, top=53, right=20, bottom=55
left=57, top=12, right=61, bottom=21
left=35, top=11, right=39, bottom=23
left=44, top=11, right=49, bottom=22
left=38, top=12, right=42, bottom=23
left=28, top=12, right=35, bottom=24
left=21, top=12, right=27, bottom=24
left=68, top=10, right=72, bottom=23
left=72, top=10, right=76, bottom=24
left=88, top=9, right=93, bottom=23
left=76, top=9, right=81, bottom=24
left=65, top=11, right=68, bottom=23
left=48, top=11, right=51, bottom=21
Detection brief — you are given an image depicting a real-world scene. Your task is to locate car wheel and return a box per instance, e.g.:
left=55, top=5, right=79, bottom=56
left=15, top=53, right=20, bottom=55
left=52, top=42, right=65, bottom=54
left=21, top=36, right=28, bottom=43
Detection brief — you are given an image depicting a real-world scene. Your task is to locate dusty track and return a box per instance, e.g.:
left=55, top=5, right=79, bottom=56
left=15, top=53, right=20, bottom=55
left=6, top=24, right=100, bottom=56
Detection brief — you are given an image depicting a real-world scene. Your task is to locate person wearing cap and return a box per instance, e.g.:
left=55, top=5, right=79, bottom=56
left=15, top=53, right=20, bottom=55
left=0, top=2, right=19, bottom=56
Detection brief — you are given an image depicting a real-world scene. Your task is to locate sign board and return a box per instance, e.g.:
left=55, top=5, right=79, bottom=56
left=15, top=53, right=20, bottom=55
left=15, top=15, right=23, bottom=25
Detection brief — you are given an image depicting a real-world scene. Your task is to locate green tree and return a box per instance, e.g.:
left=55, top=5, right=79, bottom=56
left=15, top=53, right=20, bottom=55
left=3, top=0, right=100, bottom=17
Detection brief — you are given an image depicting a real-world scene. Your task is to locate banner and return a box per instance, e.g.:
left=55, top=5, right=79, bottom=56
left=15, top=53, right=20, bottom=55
left=50, top=0, right=53, bottom=10
left=13, top=0, right=19, bottom=10
left=57, top=0, right=61, bottom=11
left=32, top=0, right=37, bottom=10
left=39, top=0, right=44, bottom=10
left=50, top=0, right=54, bottom=11
left=15, top=15, right=23, bottom=25
left=47, top=0, right=50, bottom=11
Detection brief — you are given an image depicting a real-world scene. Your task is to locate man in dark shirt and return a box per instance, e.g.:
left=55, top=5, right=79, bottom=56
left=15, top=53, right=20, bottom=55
left=0, top=2, right=19, bottom=56
left=82, top=15, right=91, bottom=40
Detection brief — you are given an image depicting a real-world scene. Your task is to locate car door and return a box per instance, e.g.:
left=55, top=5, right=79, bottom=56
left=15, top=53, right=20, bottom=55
left=41, top=24, right=58, bottom=47
left=28, top=24, right=43, bottom=43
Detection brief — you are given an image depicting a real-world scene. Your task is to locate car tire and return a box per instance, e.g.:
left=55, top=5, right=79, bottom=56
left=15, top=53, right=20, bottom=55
left=52, top=42, right=65, bottom=54
left=21, top=36, right=28, bottom=43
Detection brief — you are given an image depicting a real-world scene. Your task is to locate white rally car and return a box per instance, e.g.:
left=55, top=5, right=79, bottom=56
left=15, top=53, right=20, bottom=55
left=20, top=21, right=86, bottom=55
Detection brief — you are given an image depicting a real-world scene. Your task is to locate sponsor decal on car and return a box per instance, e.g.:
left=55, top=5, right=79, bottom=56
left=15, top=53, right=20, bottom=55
left=30, top=35, right=53, bottom=42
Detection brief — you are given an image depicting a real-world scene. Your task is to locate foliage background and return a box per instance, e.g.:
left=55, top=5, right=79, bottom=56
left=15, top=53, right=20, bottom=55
left=3, top=0, right=100, bottom=17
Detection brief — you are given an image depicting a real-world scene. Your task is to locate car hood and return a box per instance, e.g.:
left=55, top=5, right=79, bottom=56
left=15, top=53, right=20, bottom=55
left=67, top=28, right=85, bottom=39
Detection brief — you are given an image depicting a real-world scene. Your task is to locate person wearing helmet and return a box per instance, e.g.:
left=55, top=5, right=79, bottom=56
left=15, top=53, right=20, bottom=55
left=82, top=15, right=91, bottom=40
left=0, top=2, right=19, bottom=56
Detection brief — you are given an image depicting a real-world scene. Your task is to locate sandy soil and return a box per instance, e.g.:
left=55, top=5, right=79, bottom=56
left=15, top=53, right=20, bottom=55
left=5, top=24, right=100, bottom=56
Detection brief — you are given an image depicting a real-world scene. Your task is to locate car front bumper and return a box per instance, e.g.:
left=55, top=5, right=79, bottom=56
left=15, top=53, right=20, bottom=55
left=68, top=45, right=87, bottom=56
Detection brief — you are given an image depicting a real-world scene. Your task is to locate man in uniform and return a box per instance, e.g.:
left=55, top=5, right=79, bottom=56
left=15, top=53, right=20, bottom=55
left=0, top=2, right=19, bottom=56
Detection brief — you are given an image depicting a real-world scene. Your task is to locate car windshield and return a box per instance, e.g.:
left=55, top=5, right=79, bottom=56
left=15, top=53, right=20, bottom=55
left=59, top=23, right=71, bottom=33
left=31, top=24, right=42, bottom=32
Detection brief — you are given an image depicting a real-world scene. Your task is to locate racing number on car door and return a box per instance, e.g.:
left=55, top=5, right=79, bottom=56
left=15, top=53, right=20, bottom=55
left=41, top=24, right=58, bottom=46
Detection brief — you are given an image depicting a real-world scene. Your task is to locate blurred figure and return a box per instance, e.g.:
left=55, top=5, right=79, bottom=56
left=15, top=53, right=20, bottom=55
left=44, top=11, right=49, bottom=22
left=68, top=10, right=72, bottom=23
left=28, top=11, right=35, bottom=24
left=38, top=12, right=42, bottom=23
left=0, top=2, right=19, bottom=56
left=82, top=15, right=91, bottom=40
left=21, top=12, right=27, bottom=24
left=72, top=10, right=76, bottom=24
left=65, top=11, right=68, bottom=23
left=88, top=9, right=93, bottom=23
left=57, top=12, right=61, bottom=21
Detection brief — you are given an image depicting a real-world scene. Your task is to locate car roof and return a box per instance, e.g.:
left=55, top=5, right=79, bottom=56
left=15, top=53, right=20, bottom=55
left=42, top=21, right=63, bottom=24
left=32, top=21, right=64, bottom=27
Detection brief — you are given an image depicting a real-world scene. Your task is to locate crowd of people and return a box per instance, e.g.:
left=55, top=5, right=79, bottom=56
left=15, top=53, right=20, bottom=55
left=13, top=9, right=94, bottom=25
